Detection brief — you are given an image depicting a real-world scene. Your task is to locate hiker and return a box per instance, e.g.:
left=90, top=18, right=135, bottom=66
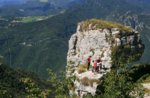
left=102, top=64, right=105, bottom=69
left=97, top=60, right=101, bottom=72
left=90, top=48, right=94, bottom=56
left=77, top=89, right=81, bottom=97
left=93, top=60, right=97, bottom=71
left=91, top=60, right=95, bottom=72
left=97, top=58, right=104, bottom=69
left=87, top=56, right=91, bottom=70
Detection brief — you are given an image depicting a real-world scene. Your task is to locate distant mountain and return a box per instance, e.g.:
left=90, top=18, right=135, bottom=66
left=126, top=0, right=150, bottom=4
left=24, top=0, right=75, bottom=8
left=125, top=0, right=150, bottom=13
left=0, top=0, right=150, bottom=78
left=0, top=0, right=75, bottom=16
left=46, top=0, right=75, bottom=7
left=0, top=0, right=25, bottom=6
left=0, top=0, right=74, bottom=7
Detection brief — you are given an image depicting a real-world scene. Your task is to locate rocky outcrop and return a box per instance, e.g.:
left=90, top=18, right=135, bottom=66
left=66, top=19, right=144, bottom=97
left=143, top=83, right=150, bottom=98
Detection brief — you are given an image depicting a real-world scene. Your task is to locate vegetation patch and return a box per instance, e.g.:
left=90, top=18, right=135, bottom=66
left=144, top=76, right=150, bottom=83
left=111, top=44, right=144, bottom=67
left=144, top=88, right=150, bottom=94
left=68, top=81, right=75, bottom=91
left=68, top=60, right=75, bottom=65
left=14, top=15, right=55, bottom=23
left=67, top=66, right=75, bottom=74
left=78, top=64, right=88, bottom=74
left=89, top=79, right=101, bottom=87
left=0, top=63, right=49, bottom=98
left=79, top=19, right=133, bottom=32
left=80, top=77, right=89, bottom=86
left=80, top=77, right=100, bottom=86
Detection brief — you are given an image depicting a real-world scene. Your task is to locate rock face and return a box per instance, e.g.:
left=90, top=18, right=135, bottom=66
left=66, top=19, right=144, bottom=97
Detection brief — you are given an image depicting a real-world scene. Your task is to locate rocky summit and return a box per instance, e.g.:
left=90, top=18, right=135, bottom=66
left=66, top=19, right=144, bottom=97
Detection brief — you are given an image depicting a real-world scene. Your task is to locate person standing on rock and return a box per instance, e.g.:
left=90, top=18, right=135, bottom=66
left=77, top=89, right=81, bottom=97
left=91, top=60, right=94, bottom=72
left=90, top=48, right=95, bottom=56
left=94, top=60, right=97, bottom=71
left=87, top=56, right=91, bottom=70
left=97, top=59, right=102, bottom=72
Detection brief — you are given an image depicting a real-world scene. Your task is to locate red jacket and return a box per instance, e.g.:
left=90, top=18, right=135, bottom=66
left=94, top=61, right=97, bottom=69
left=87, top=57, right=91, bottom=63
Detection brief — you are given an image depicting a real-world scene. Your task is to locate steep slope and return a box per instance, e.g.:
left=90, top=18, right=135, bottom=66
left=0, top=63, right=48, bottom=97
left=66, top=19, right=144, bottom=97
left=138, top=14, right=150, bottom=63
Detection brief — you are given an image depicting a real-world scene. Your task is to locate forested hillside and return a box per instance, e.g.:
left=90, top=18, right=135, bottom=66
left=0, top=63, right=48, bottom=97
left=1, top=57, right=150, bottom=97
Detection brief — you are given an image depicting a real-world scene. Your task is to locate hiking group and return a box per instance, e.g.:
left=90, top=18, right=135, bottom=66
left=86, top=50, right=105, bottom=73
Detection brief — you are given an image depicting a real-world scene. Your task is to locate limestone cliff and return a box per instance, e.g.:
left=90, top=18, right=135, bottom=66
left=66, top=19, right=144, bottom=97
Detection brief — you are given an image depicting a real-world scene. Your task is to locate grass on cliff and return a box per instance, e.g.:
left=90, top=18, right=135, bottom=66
left=79, top=19, right=133, bottom=32
left=144, top=88, right=150, bottom=94
left=80, top=77, right=101, bottom=87
left=143, top=75, right=150, bottom=83
left=78, top=64, right=88, bottom=74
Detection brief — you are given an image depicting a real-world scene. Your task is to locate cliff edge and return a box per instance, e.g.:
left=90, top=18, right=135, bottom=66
left=66, top=19, right=144, bottom=97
